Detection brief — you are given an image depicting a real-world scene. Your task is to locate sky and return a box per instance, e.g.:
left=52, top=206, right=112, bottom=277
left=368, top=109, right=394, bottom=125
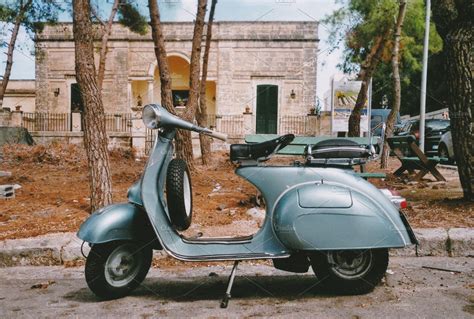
left=1, top=0, right=345, bottom=102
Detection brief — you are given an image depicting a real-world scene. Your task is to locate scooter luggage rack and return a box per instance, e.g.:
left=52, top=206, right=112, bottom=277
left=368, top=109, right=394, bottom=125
left=305, top=156, right=367, bottom=168
left=304, top=142, right=371, bottom=168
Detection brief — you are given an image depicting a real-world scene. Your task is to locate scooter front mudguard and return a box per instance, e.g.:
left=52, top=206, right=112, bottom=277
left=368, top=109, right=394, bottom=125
left=77, top=203, right=160, bottom=248
left=273, top=182, right=416, bottom=250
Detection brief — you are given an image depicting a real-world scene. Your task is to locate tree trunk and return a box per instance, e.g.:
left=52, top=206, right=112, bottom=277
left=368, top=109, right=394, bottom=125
left=348, top=29, right=391, bottom=137
left=97, top=0, right=119, bottom=90
left=73, top=0, right=113, bottom=212
left=148, top=0, right=198, bottom=171
left=381, top=0, right=407, bottom=168
left=174, top=0, right=207, bottom=168
left=148, top=0, right=174, bottom=113
left=196, top=0, right=217, bottom=165
left=432, top=0, right=474, bottom=201
left=432, top=0, right=473, bottom=201
left=0, top=0, right=32, bottom=108
left=446, top=25, right=474, bottom=200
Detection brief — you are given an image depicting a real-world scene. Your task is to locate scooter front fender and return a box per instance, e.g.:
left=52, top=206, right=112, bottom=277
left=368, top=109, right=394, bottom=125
left=77, top=203, right=160, bottom=247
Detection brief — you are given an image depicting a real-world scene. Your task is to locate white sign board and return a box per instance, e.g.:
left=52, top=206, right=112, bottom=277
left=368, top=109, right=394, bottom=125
left=330, top=79, right=370, bottom=136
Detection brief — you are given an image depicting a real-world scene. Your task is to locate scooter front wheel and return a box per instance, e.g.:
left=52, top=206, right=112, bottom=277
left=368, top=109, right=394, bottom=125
left=85, top=240, right=152, bottom=300
left=310, top=248, right=388, bottom=295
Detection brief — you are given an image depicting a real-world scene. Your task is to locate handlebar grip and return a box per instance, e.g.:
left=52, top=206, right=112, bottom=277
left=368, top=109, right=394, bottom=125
left=205, top=130, right=227, bottom=141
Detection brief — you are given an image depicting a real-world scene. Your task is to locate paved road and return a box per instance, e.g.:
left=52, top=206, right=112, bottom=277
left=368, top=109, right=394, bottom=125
left=0, top=257, right=472, bottom=318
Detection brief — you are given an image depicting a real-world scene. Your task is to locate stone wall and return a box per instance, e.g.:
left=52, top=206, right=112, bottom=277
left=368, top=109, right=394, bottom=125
left=1, top=80, right=36, bottom=113
left=35, top=21, right=318, bottom=120
left=29, top=131, right=131, bottom=150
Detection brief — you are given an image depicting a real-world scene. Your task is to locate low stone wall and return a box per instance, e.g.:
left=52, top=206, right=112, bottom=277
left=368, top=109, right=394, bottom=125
left=18, top=111, right=332, bottom=157
left=0, top=112, right=12, bottom=126
left=29, top=131, right=132, bottom=150
left=191, top=134, right=241, bottom=157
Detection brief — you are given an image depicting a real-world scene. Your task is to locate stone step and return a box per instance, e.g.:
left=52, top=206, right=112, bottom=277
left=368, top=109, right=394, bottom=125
left=0, top=171, right=12, bottom=177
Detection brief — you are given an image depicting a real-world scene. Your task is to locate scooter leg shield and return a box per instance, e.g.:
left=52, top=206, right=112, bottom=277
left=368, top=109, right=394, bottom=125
left=77, top=203, right=161, bottom=249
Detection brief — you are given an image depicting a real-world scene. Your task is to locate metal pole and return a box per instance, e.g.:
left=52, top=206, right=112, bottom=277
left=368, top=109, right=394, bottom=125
left=419, top=0, right=431, bottom=152
left=331, top=77, right=335, bottom=136
left=367, top=78, right=372, bottom=142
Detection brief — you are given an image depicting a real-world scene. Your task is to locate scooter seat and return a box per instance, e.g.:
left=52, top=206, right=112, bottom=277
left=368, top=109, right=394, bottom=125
left=230, top=134, right=295, bottom=162
left=306, top=139, right=371, bottom=159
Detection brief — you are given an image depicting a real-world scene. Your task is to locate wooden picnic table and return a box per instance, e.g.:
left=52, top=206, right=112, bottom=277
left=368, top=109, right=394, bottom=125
left=387, top=135, right=446, bottom=182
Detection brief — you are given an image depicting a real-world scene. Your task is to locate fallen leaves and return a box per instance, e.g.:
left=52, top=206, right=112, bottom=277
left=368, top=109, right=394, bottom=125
left=30, top=280, right=55, bottom=290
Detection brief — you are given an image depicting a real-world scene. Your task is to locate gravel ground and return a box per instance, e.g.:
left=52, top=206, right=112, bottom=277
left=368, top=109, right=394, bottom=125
left=0, top=257, right=473, bottom=318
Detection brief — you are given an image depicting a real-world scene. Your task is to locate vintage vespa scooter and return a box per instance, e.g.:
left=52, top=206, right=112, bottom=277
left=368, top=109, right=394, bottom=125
left=78, top=104, right=417, bottom=307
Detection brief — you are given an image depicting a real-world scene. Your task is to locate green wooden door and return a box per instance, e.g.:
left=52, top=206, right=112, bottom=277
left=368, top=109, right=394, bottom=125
left=256, top=85, right=278, bottom=134
left=70, top=83, right=84, bottom=113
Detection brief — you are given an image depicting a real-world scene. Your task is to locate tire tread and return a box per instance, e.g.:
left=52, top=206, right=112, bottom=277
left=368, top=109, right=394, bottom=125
left=85, top=241, right=152, bottom=300
left=166, top=159, right=192, bottom=230
left=310, top=249, right=388, bottom=295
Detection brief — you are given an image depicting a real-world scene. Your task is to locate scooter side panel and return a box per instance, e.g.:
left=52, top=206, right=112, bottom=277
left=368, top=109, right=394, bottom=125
left=238, top=166, right=413, bottom=250
left=77, top=203, right=159, bottom=246
left=273, top=185, right=407, bottom=250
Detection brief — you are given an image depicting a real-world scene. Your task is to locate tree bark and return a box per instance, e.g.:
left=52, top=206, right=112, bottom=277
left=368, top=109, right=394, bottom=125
left=73, top=0, right=113, bottom=211
left=173, top=0, right=207, bottom=169
left=0, top=0, right=32, bottom=108
left=148, top=0, right=174, bottom=113
left=348, top=29, right=391, bottom=137
left=381, top=0, right=407, bottom=168
left=149, top=0, right=198, bottom=171
left=196, top=0, right=217, bottom=165
left=96, top=0, right=120, bottom=90
left=432, top=0, right=473, bottom=201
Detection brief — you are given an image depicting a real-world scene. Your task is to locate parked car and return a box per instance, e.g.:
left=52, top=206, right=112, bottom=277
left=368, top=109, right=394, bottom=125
left=438, top=131, right=455, bottom=163
left=370, top=109, right=401, bottom=136
left=396, top=119, right=450, bottom=156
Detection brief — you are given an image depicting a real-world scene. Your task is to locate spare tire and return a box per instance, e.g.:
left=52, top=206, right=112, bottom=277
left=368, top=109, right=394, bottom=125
left=166, top=159, right=192, bottom=230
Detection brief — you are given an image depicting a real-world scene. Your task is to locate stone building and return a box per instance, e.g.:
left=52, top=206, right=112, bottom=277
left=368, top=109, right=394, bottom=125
left=0, top=80, right=36, bottom=112
left=35, top=21, right=318, bottom=135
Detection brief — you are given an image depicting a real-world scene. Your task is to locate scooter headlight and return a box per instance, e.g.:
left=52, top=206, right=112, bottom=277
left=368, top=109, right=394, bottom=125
left=142, top=104, right=161, bottom=129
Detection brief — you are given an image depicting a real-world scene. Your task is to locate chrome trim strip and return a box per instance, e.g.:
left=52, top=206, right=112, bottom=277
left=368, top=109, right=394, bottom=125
left=181, top=236, right=253, bottom=245
left=169, top=252, right=291, bottom=262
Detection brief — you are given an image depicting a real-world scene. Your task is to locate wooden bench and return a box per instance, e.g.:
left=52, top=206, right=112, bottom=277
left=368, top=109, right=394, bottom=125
left=355, top=172, right=387, bottom=179
left=387, top=135, right=446, bottom=181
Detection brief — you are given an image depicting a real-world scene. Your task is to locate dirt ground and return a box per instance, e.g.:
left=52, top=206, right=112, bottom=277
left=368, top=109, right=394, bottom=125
left=0, top=143, right=472, bottom=241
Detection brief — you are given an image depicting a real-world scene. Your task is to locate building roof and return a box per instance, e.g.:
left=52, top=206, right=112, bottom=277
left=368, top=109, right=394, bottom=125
left=0, top=80, right=35, bottom=95
left=36, top=21, right=319, bottom=42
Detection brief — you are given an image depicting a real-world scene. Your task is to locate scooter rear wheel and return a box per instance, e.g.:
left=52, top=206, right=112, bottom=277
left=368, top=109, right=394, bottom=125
left=310, top=248, right=388, bottom=295
left=85, top=240, right=152, bottom=300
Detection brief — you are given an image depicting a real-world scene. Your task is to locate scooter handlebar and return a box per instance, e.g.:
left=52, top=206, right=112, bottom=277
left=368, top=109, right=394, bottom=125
left=198, top=128, right=228, bottom=141
left=142, top=104, right=228, bottom=141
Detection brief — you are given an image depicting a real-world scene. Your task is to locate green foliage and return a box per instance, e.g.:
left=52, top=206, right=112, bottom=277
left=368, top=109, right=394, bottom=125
left=0, top=4, right=16, bottom=22
left=371, top=0, right=444, bottom=115
left=325, top=0, right=445, bottom=115
left=323, top=0, right=398, bottom=73
left=0, top=0, right=61, bottom=38
left=118, top=2, right=148, bottom=35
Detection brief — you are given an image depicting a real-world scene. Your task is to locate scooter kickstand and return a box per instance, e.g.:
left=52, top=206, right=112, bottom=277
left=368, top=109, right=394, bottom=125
left=220, top=260, right=240, bottom=308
